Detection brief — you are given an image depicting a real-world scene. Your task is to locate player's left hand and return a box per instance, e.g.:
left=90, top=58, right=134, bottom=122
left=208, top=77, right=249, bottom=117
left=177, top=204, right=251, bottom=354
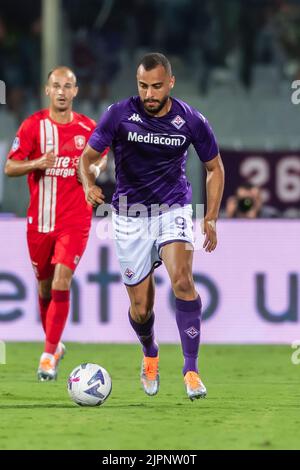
left=202, top=217, right=217, bottom=253
left=85, top=185, right=105, bottom=207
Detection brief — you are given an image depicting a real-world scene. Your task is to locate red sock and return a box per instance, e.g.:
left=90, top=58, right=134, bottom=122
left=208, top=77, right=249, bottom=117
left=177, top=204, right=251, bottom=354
left=38, top=297, right=51, bottom=333
left=45, top=290, right=70, bottom=354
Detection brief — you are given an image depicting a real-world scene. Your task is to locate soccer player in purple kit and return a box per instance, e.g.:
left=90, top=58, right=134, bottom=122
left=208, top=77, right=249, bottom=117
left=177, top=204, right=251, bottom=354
left=80, top=53, right=224, bottom=400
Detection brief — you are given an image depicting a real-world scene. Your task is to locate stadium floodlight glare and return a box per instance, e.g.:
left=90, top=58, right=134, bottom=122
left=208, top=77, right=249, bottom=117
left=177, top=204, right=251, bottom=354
left=0, top=80, right=6, bottom=104
left=0, top=341, right=6, bottom=364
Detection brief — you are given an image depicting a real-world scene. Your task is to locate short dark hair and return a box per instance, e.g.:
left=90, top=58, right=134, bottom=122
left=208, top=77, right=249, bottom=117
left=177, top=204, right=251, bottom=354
left=47, top=66, right=77, bottom=84
left=138, top=53, right=172, bottom=76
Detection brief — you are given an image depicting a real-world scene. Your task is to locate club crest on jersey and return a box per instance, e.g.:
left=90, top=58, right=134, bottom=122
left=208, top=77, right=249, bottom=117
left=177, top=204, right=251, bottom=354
left=74, top=135, right=86, bottom=150
left=128, top=113, right=143, bottom=123
left=11, top=137, right=20, bottom=152
left=171, top=115, right=186, bottom=130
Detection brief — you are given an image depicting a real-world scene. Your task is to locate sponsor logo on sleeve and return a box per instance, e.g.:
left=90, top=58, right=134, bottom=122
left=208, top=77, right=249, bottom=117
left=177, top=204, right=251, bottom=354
left=11, top=137, right=20, bottom=152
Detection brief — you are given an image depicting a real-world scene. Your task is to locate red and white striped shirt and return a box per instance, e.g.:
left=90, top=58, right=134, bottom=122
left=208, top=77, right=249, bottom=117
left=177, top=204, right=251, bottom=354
left=8, top=109, right=99, bottom=233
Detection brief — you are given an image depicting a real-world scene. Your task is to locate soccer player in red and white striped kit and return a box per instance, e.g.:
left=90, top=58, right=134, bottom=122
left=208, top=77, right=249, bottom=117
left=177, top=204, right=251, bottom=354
left=5, top=66, right=108, bottom=380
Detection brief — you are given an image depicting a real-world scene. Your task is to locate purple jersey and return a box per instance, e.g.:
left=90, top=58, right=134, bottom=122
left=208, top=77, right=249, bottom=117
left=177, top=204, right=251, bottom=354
left=89, top=96, right=219, bottom=212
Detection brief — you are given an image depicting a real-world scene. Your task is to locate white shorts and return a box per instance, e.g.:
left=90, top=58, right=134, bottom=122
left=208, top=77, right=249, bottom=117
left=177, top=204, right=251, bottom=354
left=112, top=205, right=194, bottom=286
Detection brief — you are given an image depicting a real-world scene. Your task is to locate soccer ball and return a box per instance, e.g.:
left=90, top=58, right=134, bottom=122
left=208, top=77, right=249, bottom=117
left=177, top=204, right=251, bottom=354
left=67, top=363, right=112, bottom=406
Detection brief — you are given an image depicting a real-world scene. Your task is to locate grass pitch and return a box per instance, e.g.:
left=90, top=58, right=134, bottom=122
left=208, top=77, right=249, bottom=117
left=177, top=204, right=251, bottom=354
left=0, top=343, right=299, bottom=450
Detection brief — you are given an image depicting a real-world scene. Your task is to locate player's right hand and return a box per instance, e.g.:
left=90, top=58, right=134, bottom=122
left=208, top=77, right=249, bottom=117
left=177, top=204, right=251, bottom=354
left=202, top=217, right=217, bottom=253
left=35, top=151, right=57, bottom=170
left=85, top=185, right=105, bottom=207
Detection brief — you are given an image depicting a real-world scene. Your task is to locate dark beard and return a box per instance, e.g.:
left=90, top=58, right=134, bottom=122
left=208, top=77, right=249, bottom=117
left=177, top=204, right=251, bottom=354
left=143, top=95, right=169, bottom=115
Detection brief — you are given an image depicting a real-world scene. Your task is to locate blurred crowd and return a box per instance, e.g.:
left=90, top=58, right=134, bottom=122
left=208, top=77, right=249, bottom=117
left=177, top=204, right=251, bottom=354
left=1, top=0, right=300, bottom=118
